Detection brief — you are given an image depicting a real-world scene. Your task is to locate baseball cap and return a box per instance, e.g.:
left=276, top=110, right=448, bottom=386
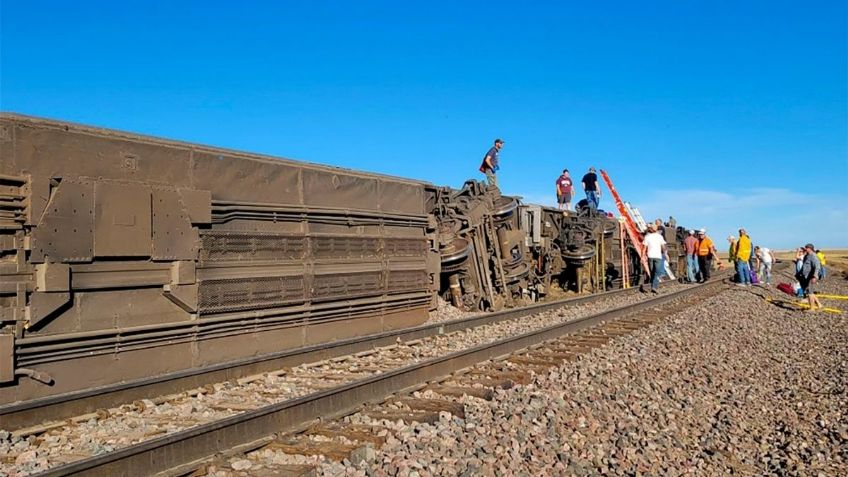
left=699, top=228, right=706, bottom=234
left=805, top=243, right=814, bottom=249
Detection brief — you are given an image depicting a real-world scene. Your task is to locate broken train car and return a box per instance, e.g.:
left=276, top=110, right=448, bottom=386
left=0, top=114, right=684, bottom=405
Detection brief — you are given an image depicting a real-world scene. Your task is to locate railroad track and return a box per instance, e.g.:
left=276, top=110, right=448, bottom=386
left=219, top=282, right=728, bottom=476
left=2, top=284, right=651, bottom=432
left=8, top=274, right=735, bottom=477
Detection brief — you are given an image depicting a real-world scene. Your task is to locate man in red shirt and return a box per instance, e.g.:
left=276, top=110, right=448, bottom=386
left=555, top=169, right=573, bottom=211
left=683, top=229, right=699, bottom=283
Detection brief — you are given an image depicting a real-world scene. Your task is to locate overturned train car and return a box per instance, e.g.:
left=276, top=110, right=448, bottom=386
left=0, top=114, right=437, bottom=404
left=0, top=114, right=686, bottom=406
left=428, top=181, right=651, bottom=311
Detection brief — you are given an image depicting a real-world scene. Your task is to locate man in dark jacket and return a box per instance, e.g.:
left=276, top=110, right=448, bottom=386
left=797, top=243, right=822, bottom=311
left=582, top=167, right=601, bottom=210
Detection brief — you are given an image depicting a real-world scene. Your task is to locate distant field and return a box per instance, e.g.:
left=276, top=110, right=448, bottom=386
left=773, top=249, right=848, bottom=279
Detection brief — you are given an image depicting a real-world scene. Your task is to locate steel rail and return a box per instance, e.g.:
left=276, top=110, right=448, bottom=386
left=34, top=277, right=730, bottom=477
left=1, top=285, right=640, bottom=431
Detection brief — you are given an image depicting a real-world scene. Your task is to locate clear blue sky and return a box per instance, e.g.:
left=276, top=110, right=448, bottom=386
left=2, top=1, right=846, bottom=248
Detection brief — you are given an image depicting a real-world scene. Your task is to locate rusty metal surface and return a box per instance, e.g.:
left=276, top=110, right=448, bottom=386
left=33, top=277, right=730, bottom=477
left=0, top=113, right=432, bottom=405
left=0, top=285, right=638, bottom=430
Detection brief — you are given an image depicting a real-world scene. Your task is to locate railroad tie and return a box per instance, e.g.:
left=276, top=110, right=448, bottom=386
left=305, top=425, right=387, bottom=447
left=451, top=376, right=515, bottom=390
left=507, top=355, right=562, bottom=367
left=363, top=409, right=442, bottom=424
left=425, top=385, right=495, bottom=401
left=391, top=397, right=467, bottom=419
left=465, top=368, right=533, bottom=384
left=264, top=439, right=365, bottom=462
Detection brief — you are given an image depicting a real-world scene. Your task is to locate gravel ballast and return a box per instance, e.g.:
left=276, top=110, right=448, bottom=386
left=317, top=279, right=847, bottom=476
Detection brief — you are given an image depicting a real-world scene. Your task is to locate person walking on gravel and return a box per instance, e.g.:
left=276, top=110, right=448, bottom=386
left=797, top=243, right=822, bottom=311
left=734, top=228, right=753, bottom=286
left=683, top=230, right=699, bottom=283
left=642, top=223, right=667, bottom=293
left=479, top=138, right=503, bottom=187
left=555, top=169, right=574, bottom=211
left=695, top=229, right=721, bottom=282
left=754, top=245, right=775, bottom=286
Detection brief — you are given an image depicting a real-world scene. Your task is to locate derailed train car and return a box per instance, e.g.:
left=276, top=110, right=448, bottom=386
left=0, top=114, right=685, bottom=405
left=428, top=180, right=647, bottom=311
left=0, top=114, right=437, bottom=404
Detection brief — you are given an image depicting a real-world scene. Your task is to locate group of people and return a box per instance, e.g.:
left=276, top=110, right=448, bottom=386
left=647, top=227, right=726, bottom=292
left=477, top=139, right=603, bottom=212
left=792, top=245, right=827, bottom=310
left=554, top=167, right=601, bottom=212
left=725, top=229, right=776, bottom=287
left=479, top=140, right=829, bottom=310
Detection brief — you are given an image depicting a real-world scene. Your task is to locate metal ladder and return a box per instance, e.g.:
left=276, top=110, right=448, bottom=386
left=599, top=169, right=649, bottom=274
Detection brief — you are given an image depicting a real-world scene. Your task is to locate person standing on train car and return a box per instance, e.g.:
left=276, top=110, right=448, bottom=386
left=642, top=223, right=667, bottom=293
left=479, top=138, right=504, bottom=187
left=555, top=169, right=573, bottom=211
left=582, top=167, right=601, bottom=211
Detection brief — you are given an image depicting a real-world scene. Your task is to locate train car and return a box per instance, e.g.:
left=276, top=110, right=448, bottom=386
left=429, top=180, right=632, bottom=310
left=0, top=113, right=688, bottom=407
left=0, top=114, right=437, bottom=404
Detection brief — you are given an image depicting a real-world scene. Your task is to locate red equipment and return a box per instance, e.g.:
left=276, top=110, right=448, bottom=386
left=599, top=169, right=649, bottom=274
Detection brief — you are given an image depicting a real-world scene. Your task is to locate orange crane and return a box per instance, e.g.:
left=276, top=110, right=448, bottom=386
left=599, top=169, right=649, bottom=275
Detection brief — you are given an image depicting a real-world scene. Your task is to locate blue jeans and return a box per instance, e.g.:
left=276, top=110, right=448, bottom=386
left=648, top=258, right=663, bottom=290
left=686, top=255, right=699, bottom=282
left=586, top=191, right=599, bottom=210
left=736, top=260, right=751, bottom=285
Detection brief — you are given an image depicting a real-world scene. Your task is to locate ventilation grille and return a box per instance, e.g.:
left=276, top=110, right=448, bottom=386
left=201, top=232, right=307, bottom=262
left=312, top=271, right=383, bottom=301
left=384, top=238, right=427, bottom=257
left=388, top=270, right=429, bottom=292
left=312, top=236, right=380, bottom=259
left=199, top=276, right=305, bottom=313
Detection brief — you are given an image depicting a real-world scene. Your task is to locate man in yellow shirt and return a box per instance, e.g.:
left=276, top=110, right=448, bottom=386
left=735, top=228, right=753, bottom=286
left=816, top=249, right=827, bottom=280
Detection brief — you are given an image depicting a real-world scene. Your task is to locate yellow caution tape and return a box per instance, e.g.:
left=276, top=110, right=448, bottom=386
left=814, top=294, right=848, bottom=300
left=764, top=297, right=843, bottom=314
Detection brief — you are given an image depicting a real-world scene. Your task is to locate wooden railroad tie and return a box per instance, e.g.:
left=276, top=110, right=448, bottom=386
left=425, top=385, right=495, bottom=401
left=391, top=397, right=466, bottom=419
left=264, top=439, right=365, bottom=462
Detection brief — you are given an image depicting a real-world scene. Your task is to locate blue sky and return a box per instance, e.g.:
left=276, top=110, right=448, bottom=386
left=2, top=1, right=846, bottom=248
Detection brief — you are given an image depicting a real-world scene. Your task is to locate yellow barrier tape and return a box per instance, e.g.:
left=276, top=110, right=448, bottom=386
left=815, top=294, right=848, bottom=300
left=764, top=297, right=842, bottom=314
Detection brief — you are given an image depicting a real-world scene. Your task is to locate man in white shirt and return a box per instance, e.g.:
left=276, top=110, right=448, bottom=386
left=754, top=246, right=775, bottom=286
left=642, top=223, right=667, bottom=293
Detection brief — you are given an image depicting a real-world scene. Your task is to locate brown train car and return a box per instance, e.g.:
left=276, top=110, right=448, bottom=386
left=0, top=114, right=436, bottom=404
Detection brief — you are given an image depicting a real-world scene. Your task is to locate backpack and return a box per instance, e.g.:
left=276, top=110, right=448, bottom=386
left=776, top=283, right=794, bottom=296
